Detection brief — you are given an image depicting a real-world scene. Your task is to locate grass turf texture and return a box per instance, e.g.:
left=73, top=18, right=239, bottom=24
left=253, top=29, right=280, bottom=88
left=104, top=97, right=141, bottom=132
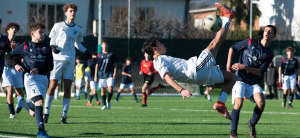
left=0, top=89, right=300, bottom=138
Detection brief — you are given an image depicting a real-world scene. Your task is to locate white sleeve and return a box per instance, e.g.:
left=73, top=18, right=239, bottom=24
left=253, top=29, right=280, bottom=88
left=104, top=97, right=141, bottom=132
left=49, top=24, right=58, bottom=45
left=76, top=29, right=84, bottom=42
left=74, top=39, right=87, bottom=53
left=154, top=58, right=169, bottom=79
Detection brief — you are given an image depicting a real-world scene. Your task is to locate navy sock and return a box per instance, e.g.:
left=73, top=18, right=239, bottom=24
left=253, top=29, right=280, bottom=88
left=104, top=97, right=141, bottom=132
left=20, top=99, right=30, bottom=112
left=102, top=95, right=106, bottom=105
left=94, top=93, right=99, bottom=101
left=230, top=109, right=240, bottom=131
left=283, top=94, right=287, bottom=103
left=8, top=104, right=15, bottom=115
left=89, top=95, right=94, bottom=102
left=108, top=92, right=113, bottom=102
left=289, top=94, right=294, bottom=104
left=251, top=106, right=263, bottom=125
left=115, top=92, right=121, bottom=101
left=5, top=91, right=7, bottom=96
left=132, top=93, right=138, bottom=101
left=35, top=106, right=44, bottom=131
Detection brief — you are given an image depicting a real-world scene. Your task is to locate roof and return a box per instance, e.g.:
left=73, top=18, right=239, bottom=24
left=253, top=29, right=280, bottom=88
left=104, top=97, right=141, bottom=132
left=189, top=6, right=217, bottom=13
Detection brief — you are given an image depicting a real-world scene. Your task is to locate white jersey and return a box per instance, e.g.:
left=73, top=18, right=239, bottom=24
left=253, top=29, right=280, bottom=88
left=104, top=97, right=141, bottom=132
left=153, top=55, right=197, bottom=84
left=49, top=21, right=87, bottom=64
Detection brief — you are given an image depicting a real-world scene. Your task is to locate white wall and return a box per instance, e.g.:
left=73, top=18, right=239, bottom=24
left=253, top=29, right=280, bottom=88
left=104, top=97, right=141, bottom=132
left=257, top=0, right=300, bottom=41
left=0, top=0, right=89, bottom=35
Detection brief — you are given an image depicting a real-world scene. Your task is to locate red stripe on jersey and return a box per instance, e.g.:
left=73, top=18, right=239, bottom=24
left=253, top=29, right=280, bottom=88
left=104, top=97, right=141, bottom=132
left=48, top=46, right=51, bottom=52
left=97, top=53, right=100, bottom=58
left=6, top=38, right=9, bottom=45
left=282, top=57, right=285, bottom=63
left=266, top=53, right=273, bottom=59
left=23, top=42, right=27, bottom=49
left=247, top=38, right=252, bottom=45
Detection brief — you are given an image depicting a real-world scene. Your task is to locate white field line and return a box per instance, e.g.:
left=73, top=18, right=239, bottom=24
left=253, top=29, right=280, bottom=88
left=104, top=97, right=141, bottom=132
left=1, top=104, right=297, bottom=115
left=0, top=135, right=29, bottom=138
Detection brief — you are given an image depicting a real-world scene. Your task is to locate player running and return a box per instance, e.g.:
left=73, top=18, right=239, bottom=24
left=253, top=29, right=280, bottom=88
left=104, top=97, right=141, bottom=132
left=5, top=23, right=52, bottom=137
left=94, top=39, right=116, bottom=110
left=140, top=50, right=165, bottom=107
left=115, top=57, right=141, bottom=103
left=87, top=52, right=100, bottom=106
left=143, top=3, right=236, bottom=120
left=278, top=47, right=300, bottom=109
left=227, top=25, right=276, bottom=138
left=74, top=56, right=86, bottom=100
left=43, top=3, right=92, bottom=124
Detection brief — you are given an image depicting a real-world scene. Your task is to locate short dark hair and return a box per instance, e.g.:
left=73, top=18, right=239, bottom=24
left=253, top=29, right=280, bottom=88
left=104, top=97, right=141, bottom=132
left=5, top=23, right=20, bottom=34
left=286, top=46, right=294, bottom=52
left=101, top=39, right=108, bottom=45
left=0, top=18, right=2, bottom=24
left=63, top=3, right=77, bottom=12
left=265, top=25, right=277, bottom=35
left=126, top=57, right=131, bottom=61
left=92, top=52, right=98, bottom=56
left=143, top=37, right=159, bottom=55
left=29, top=23, right=45, bottom=34
left=76, top=56, right=81, bottom=60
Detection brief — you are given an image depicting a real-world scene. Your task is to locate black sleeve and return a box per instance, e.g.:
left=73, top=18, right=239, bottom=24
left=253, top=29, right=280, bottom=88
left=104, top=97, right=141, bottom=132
left=4, top=43, right=25, bottom=67
left=275, top=68, right=278, bottom=81
left=230, top=39, right=249, bottom=51
left=4, top=38, right=12, bottom=53
left=264, top=72, right=267, bottom=82
left=37, top=46, right=54, bottom=74
left=88, top=60, right=93, bottom=68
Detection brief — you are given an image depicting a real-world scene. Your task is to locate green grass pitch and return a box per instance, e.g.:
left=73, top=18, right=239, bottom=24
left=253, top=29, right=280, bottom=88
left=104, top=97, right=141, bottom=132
left=0, top=90, right=300, bottom=138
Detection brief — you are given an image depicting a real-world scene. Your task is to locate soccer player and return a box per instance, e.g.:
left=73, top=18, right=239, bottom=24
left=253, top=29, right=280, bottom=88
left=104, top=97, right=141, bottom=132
left=74, top=56, right=86, bottom=100
left=5, top=23, right=52, bottom=137
left=143, top=3, right=236, bottom=119
left=115, top=57, right=141, bottom=103
left=83, top=66, right=90, bottom=99
left=87, top=52, right=100, bottom=106
left=227, top=25, right=276, bottom=138
left=278, top=47, right=300, bottom=109
left=140, top=50, right=165, bottom=107
left=43, top=3, right=92, bottom=124
left=94, top=39, right=116, bottom=110
left=264, top=62, right=278, bottom=99
left=204, top=84, right=214, bottom=102
left=2, top=22, right=25, bottom=118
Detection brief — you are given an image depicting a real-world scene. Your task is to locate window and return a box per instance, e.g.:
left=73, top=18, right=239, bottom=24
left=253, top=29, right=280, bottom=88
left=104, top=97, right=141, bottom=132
left=111, top=6, right=128, bottom=25
left=137, top=7, right=154, bottom=23
left=194, top=19, right=202, bottom=29
left=29, top=3, right=65, bottom=33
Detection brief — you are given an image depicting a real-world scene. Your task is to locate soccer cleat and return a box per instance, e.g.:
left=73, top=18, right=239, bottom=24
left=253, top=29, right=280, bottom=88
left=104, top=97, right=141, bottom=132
left=9, top=114, right=15, bottom=118
left=15, top=97, right=23, bottom=113
left=208, top=99, right=212, bottom=102
left=230, top=135, right=238, bottom=138
left=43, top=114, right=49, bottom=123
left=37, top=130, right=50, bottom=137
left=106, top=100, right=111, bottom=109
left=288, top=104, right=294, bottom=109
left=97, top=101, right=100, bottom=105
left=85, top=93, right=88, bottom=99
left=54, top=98, right=60, bottom=100
left=248, top=120, right=257, bottom=138
left=60, top=116, right=68, bottom=124
left=141, top=104, right=147, bottom=107
left=74, top=97, right=80, bottom=100
left=215, top=2, right=236, bottom=19
left=158, top=83, right=166, bottom=88
left=102, top=105, right=107, bottom=110
left=213, top=101, right=232, bottom=120
left=87, top=102, right=93, bottom=106
left=114, top=100, right=119, bottom=103
left=230, top=131, right=238, bottom=138
left=135, top=100, right=141, bottom=103
left=282, top=102, right=286, bottom=108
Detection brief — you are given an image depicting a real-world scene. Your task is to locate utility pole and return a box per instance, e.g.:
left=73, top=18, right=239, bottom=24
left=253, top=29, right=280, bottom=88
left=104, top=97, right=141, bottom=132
left=128, top=0, right=131, bottom=57
left=98, top=0, right=103, bottom=53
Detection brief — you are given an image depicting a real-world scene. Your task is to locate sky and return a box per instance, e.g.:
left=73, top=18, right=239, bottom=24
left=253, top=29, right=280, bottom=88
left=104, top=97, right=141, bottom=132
left=190, top=0, right=221, bottom=10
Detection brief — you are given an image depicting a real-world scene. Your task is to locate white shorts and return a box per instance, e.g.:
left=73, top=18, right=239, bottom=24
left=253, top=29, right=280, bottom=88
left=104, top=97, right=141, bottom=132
left=57, top=76, right=62, bottom=84
left=84, top=76, right=89, bottom=82
left=98, top=77, right=114, bottom=88
left=2, top=67, right=23, bottom=88
left=196, top=49, right=224, bottom=84
left=282, top=74, right=296, bottom=90
left=75, top=79, right=83, bottom=87
left=120, top=83, right=134, bottom=89
left=24, top=73, right=48, bottom=100
left=232, top=81, right=263, bottom=104
left=90, top=81, right=97, bottom=89
left=50, top=60, right=75, bottom=80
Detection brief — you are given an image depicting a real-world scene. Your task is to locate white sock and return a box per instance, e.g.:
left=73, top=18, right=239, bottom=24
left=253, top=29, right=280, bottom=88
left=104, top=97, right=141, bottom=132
left=218, top=91, right=229, bottom=104
left=62, top=98, right=71, bottom=117
left=44, top=95, right=54, bottom=114
left=222, top=17, right=231, bottom=29
left=54, top=89, right=59, bottom=99
left=208, top=95, right=211, bottom=101
left=76, top=89, right=80, bottom=97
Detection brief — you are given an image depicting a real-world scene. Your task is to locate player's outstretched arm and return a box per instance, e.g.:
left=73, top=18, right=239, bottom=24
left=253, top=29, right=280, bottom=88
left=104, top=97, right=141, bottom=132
left=163, top=72, right=192, bottom=100
left=94, top=64, right=99, bottom=82
left=278, top=67, right=282, bottom=83
left=226, top=48, right=234, bottom=72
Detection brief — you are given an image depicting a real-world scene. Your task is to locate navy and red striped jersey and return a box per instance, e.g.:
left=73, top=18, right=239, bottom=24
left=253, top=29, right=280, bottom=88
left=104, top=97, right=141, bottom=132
left=96, top=51, right=116, bottom=79
left=88, top=58, right=98, bottom=80
left=231, top=38, right=274, bottom=85
left=280, top=57, right=299, bottom=75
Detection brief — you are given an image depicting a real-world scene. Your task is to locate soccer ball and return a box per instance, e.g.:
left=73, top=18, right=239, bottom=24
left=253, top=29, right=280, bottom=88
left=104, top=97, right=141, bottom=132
left=204, top=14, right=222, bottom=32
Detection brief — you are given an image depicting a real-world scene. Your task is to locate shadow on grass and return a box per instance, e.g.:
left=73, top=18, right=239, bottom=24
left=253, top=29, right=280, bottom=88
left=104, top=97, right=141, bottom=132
left=69, top=121, right=230, bottom=125
left=0, top=131, right=63, bottom=138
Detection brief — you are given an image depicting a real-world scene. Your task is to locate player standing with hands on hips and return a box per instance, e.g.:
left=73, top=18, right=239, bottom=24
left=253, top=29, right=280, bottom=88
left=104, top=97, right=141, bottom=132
left=43, top=3, right=92, bottom=124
